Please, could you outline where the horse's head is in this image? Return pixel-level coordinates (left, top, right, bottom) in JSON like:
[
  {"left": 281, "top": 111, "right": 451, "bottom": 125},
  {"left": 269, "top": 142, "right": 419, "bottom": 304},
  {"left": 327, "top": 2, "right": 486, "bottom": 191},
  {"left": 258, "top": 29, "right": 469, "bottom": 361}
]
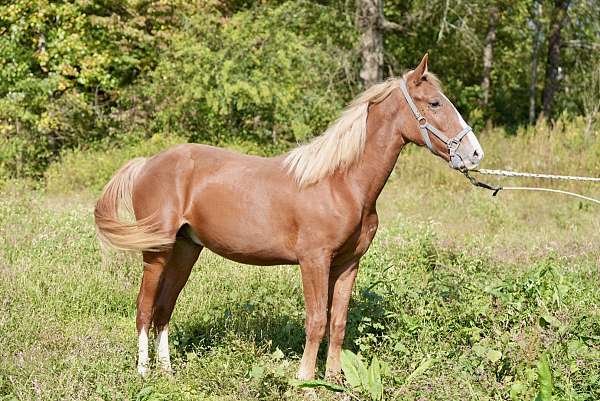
[{"left": 400, "top": 54, "right": 484, "bottom": 170}]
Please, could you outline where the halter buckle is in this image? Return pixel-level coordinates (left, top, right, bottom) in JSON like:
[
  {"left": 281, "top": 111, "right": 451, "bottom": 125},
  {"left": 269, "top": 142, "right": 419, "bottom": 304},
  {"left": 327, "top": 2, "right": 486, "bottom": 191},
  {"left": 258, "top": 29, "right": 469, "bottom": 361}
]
[
  {"left": 418, "top": 117, "right": 427, "bottom": 128},
  {"left": 448, "top": 136, "right": 461, "bottom": 149},
  {"left": 448, "top": 138, "right": 461, "bottom": 157}
]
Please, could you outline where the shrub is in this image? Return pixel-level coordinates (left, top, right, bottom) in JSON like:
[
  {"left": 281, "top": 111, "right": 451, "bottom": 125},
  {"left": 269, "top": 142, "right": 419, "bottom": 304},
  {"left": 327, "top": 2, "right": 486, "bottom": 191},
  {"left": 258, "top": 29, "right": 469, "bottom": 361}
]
[
  {"left": 45, "top": 134, "right": 186, "bottom": 194},
  {"left": 0, "top": 1, "right": 186, "bottom": 178},
  {"left": 134, "top": 1, "right": 356, "bottom": 145}
]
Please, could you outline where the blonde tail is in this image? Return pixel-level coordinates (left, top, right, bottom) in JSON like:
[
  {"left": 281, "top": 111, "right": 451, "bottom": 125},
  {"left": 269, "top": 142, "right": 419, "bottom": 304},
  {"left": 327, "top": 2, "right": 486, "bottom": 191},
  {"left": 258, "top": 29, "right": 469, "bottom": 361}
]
[{"left": 94, "top": 158, "right": 174, "bottom": 253}]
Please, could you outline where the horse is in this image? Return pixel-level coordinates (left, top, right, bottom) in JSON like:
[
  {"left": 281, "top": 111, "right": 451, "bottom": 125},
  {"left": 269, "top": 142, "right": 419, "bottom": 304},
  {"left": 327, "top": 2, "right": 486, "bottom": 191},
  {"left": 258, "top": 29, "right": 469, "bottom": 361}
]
[{"left": 94, "top": 54, "right": 484, "bottom": 379}]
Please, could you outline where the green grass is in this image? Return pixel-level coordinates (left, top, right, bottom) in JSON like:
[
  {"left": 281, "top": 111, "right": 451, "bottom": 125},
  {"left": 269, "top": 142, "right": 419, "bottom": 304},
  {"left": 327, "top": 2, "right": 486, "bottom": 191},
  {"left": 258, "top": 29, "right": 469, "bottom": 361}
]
[{"left": 1, "top": 120, "right": 600, "bottom": 400}]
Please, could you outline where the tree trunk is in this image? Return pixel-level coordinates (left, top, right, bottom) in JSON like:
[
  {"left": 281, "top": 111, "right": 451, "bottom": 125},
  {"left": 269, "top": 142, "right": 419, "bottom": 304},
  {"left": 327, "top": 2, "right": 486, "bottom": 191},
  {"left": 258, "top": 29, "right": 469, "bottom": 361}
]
[
  {"left": 529, "top": 0, "right": 543, "bottom": 124},
  {"left": 356, "top": 0, "right": 403, "bottom": 88},
  {"left": 481, "top": 6, "right": 499, "bottom": 106},
  {"left": 542, "top": 0, "right": 571, "bottom": 118},
  {"left": 357, "top": 0, "right": 384, "bottom": 88}
]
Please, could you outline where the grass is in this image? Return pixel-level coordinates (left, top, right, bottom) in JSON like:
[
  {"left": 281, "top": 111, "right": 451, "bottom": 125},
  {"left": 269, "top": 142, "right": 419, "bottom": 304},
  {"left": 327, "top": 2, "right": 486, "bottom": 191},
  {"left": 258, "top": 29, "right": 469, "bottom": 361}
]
[{"left": 1, "top": 119, "right": 600, "bottom": 400}]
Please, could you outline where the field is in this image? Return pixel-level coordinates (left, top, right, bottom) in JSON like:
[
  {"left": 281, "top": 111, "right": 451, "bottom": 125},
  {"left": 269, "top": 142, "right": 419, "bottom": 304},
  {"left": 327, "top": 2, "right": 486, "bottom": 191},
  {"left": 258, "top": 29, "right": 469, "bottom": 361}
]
[{"left": 1, "top": 122, "right": 600, "bottom": 400}]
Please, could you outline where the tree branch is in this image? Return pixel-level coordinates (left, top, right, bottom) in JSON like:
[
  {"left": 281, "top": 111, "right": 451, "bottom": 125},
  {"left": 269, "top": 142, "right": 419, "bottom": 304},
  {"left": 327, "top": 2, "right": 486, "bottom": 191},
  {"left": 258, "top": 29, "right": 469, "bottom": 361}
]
[
  {"left": 381, "top": 18, "right": 404, "bottom": 32},
  {"left": 567, "top": 40, "right": 600, "bottom": 50}
]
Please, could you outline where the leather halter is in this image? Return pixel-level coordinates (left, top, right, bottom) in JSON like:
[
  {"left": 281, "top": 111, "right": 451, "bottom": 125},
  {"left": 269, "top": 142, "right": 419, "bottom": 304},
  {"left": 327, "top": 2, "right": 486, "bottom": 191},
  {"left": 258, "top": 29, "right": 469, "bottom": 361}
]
[{"left": 399, "top": 79, "right": 472, "bottom": 169}]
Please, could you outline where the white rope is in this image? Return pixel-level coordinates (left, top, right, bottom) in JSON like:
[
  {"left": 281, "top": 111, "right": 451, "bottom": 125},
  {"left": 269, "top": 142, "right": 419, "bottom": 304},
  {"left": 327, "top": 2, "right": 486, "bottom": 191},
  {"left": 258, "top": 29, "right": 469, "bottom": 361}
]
[
  {"left": 500, "top": 186, "right": 600, "bottom": 205},
  {"left": 465, "top": 169, "right": 600, "bottom": 205},
  {"left": 475, "top": 168, "right": 600, "bottom": 182}
]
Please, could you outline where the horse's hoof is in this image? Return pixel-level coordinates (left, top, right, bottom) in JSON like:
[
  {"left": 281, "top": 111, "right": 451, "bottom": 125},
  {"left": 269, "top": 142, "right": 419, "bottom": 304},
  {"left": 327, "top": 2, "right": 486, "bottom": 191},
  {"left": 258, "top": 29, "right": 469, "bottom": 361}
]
[
  {"left": 324, "top": 371, "right": 344, "bottom": 385},
  {"left": 159, "top": 366, "right": 173, "bottom": 375},
  {"left": 137, "top": 365, "right": 149, "bottom": 377},
  {"left": 157, "top": 359, "right": 172, "bottom": 374},
  {"left": 302, "top": 388, "right": 318, "bottom": 400}
]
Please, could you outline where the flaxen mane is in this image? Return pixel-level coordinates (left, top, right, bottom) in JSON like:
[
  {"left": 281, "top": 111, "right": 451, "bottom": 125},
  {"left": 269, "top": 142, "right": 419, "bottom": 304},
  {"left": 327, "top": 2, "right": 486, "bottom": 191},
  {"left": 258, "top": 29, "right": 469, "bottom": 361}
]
[{"left": 283, "top": 73, "right": 440, "bottom": 187}]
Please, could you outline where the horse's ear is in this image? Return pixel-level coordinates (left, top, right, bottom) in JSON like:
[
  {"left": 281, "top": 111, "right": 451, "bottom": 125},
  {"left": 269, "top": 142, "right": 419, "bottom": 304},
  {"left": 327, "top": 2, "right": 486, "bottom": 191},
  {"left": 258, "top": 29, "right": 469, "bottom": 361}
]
[{"left": 412, "top": 53, "right": 428, "bottom": 84}]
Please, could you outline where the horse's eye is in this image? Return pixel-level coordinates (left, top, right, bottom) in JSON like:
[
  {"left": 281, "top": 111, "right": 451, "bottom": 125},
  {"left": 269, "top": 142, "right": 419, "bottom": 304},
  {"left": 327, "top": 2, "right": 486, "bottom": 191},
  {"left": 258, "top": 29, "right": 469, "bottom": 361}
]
[{"left": 429, "top": 100, "right": 441, "bottom": 108}]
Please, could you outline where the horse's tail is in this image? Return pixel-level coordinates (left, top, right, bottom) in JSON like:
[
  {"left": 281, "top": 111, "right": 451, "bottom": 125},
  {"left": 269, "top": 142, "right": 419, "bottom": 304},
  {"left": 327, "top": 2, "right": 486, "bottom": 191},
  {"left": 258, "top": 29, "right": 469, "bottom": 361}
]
[{"left": 94, "top": 157, "right": 173, "bottom": 253}]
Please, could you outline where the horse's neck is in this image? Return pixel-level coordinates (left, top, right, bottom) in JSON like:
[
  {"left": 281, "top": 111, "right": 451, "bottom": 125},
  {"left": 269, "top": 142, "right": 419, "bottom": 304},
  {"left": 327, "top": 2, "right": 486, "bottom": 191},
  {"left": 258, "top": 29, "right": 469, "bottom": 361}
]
[{"left": 346, "top": 98, "right": 407, "bottom": 211}]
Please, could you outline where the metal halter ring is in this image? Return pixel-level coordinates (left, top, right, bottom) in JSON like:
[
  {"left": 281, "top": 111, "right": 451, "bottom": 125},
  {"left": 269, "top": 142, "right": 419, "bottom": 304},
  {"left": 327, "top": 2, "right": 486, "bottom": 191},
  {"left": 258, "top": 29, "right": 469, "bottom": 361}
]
[{"left": 448, "top": 138, "right": 460, "bottom": 150}]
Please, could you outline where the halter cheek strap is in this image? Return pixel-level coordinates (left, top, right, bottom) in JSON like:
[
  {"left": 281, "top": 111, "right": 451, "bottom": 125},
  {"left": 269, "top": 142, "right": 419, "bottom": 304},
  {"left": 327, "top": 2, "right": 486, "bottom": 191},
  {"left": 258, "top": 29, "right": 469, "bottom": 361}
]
[{"left": 399, "top": 79, "right": 472, "bottom": 167}]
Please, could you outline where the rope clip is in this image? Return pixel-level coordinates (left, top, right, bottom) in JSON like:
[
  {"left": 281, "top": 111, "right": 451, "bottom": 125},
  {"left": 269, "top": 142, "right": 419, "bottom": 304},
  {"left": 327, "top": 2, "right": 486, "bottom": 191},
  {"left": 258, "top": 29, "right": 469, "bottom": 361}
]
[{"left": 462, "top": 170, "right": 503, "bottom": 196}]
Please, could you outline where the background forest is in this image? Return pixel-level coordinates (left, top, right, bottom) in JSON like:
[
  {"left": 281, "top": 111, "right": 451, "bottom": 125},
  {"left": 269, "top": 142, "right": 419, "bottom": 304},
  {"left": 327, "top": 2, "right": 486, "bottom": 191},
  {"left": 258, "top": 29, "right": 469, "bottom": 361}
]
[{"left": 1, "top": 0, "right": 599, "bottom": 181}]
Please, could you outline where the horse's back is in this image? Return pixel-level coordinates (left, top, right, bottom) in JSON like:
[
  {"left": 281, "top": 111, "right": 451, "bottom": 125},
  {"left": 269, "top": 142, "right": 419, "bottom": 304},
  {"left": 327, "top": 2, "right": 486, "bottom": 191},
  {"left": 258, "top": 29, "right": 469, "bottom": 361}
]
[{"left": 131, "top": 143, "right": 299, "bottom": 264}]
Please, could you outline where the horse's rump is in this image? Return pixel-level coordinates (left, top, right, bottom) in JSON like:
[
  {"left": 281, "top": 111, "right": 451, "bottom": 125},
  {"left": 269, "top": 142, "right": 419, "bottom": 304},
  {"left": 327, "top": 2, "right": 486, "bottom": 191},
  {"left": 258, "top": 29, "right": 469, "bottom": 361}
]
[{"left": 94, "top": 157, "right": 174, "bottom": 253}]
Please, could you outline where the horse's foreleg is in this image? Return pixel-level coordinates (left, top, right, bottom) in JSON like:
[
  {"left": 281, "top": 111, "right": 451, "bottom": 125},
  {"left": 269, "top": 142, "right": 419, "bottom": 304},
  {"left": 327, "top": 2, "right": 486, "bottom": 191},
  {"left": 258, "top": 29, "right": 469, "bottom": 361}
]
[
  {"left": 152, "top": 238, "right": 202, "bottom": 372},
  {"left": 137, "top": 250, "right": 172, "bottom": 376},
  {"left": 325, "top": 260, "right": 359, "bottom": 379},
  {"left": 298, "top": 254, "right": 332, "bottom": 380}
]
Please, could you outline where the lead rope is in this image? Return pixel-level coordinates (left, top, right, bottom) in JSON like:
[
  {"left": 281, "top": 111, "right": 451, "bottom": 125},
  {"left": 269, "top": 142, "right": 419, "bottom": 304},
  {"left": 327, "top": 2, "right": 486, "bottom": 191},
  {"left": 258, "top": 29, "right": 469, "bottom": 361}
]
[
  {"left": 476, "top": 169, "right": 600, "bottom": 182},
  {"left": 462, "top": 169, "right": 600, "bottom": 205}
]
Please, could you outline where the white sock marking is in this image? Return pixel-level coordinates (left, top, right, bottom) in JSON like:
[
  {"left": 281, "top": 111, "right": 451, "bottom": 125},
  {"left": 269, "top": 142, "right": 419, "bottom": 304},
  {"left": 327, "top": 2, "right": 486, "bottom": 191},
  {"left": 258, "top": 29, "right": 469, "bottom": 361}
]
[
  {"left": 137, "top": 328, "right": 149, "bottom": 376},
  {"left": 156, "top": 325, "right": 171, "bottom": 372}
]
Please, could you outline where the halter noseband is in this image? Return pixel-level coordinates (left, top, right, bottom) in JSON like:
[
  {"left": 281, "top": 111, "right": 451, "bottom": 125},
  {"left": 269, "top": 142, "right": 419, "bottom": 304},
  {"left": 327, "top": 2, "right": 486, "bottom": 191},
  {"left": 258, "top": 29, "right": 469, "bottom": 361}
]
[{"left": 399, "top": 79, "right": 472, "bottom": 169}]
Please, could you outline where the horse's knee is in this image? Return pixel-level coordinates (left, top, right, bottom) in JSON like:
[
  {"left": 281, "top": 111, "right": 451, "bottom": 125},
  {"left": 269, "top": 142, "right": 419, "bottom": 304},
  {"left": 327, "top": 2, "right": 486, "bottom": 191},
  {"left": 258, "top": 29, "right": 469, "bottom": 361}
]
[
  {"left": 329, "top": 317, "right": 347, "bottom": 343},
  {"left": 306, "top": 313, "right": 327, "bottom": 342}
]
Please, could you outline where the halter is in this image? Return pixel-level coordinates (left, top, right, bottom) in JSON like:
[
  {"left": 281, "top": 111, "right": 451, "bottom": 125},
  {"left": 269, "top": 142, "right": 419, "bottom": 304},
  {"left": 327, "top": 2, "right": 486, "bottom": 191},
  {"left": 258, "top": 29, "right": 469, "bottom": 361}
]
[{"left": 399, "top": 79, "right": 472, "bottom": 169}]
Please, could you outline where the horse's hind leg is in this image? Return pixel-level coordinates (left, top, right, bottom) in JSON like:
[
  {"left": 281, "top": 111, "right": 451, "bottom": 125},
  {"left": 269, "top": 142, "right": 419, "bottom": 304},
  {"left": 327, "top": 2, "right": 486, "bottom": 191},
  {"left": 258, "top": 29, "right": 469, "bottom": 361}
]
[
  {"left": 137, "top": 249, "right": 172, "bottom": 376},
  {"left": 152, "top": 237, "right": 202, "bottom": 372}
]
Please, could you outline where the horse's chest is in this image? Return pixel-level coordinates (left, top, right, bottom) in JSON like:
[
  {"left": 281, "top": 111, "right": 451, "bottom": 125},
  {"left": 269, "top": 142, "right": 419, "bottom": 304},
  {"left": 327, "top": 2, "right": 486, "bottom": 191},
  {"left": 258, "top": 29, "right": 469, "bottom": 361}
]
[
  {"left": 338, "top": 213, "right": 379, "bottom": 263},
  {"left": 355, "top": 215, "right": 379, "bottom": 255}
]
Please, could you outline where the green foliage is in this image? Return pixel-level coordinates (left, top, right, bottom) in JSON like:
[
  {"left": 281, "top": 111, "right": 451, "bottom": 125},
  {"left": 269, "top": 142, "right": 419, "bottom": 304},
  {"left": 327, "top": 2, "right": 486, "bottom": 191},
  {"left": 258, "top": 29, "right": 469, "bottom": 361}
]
[
  {"left": 137, "top": 1, "right": 354, "bottom": 145},
  {"left": 292, "top": 379, "right": 347, "bottom": 393},
  {"left": 402, "top": 357, "right": 435, "bottom": 388},
  {"left": 0, "top": 0, "right": 177, "bottom": 177},
  {"left": 384, "top": 0, "right": 600, "bottom": 127},
  {"left": 535, "top": 355, "right": 554, "bottom": 401},
  {"left": 0, "top": 0, "right": 355, "bottom": 179},
  {"left": 341, "top": 349, "right": 368, "bottom": 389},
  {"left": 340, "top": 350, "right": 384, "bottom": 400}
]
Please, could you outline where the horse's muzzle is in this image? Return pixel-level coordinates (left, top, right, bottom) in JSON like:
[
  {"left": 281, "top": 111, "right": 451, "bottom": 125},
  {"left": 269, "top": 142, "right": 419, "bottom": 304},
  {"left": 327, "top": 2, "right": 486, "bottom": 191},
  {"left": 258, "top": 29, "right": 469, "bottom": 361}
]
[{"left": 449, "top": 142, "right": 484, "bottom": 171}]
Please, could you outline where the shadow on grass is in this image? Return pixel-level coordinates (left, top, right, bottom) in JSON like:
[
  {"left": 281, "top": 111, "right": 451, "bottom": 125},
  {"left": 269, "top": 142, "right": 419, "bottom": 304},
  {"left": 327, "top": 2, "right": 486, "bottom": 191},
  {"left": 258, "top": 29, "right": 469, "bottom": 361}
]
[
  {"left": 170, "top": 287, "right": 389, "bottom": 361},
  {"left": 171, "top": 309, "right": 306, "bottom": 358}
]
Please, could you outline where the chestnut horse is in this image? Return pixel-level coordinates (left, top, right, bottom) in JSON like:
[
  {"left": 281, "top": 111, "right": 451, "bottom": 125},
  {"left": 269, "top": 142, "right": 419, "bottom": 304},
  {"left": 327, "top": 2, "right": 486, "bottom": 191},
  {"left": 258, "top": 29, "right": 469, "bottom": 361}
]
[{"left": 94, "top": 55, "right": 484, "bottom": 379}]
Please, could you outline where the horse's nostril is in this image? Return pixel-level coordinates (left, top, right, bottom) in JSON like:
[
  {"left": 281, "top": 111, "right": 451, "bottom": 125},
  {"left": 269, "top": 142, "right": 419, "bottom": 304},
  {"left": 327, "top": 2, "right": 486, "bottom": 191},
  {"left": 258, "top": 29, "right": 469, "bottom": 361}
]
[{"left": 473, "top": 149, "right": 482, "bottom": 160}]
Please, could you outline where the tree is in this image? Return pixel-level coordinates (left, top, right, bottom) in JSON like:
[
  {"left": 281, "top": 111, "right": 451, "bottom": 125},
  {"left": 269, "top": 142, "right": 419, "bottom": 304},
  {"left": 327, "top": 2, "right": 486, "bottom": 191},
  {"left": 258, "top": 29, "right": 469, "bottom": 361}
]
[
  {"left": 356, "top": 0, "right": 403, "bottom": 88},
  {"left": 481, "top": 5, "right": 499, "bottom": 107},
  {"left": 529, "top": 0, "right": 543, "bottom": 123},
  {"left": 542, "top": 0, "right": 571, "bottom": 118}
]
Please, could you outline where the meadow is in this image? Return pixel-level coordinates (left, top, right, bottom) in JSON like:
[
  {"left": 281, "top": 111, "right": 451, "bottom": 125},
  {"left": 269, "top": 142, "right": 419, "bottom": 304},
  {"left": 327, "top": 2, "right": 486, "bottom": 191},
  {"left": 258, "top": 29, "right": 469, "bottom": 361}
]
[{"left": 1, "top": 119, "right": 599, "bottom": 401}]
